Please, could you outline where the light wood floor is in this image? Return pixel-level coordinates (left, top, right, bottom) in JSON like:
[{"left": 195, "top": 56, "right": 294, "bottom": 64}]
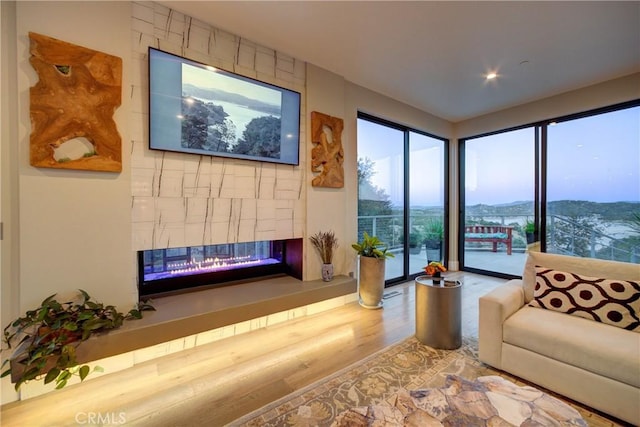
[{"left": 1, "top": 272, "right": 506, "bottom": 426}]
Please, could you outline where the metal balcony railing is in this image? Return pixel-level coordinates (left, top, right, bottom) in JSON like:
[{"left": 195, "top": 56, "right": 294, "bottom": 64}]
[{"left": 358, "top": 213, "right": 640, "bottom": 264}]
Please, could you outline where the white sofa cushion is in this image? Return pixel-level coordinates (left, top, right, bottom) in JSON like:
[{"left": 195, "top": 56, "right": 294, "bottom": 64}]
[
  {"left": 530, "top": 266, "right": 640, "bottom": 331},
  {"left": 503, "top": 306, "right": 640, "bottom": 388},
  {"left": 522, "top": 252, "right": 640, "bottom": 303}
]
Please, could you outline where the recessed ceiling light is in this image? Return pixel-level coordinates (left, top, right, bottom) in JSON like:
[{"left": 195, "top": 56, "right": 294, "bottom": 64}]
[{"left": 486, "top": 72, "right": 498, "bottom": 81}]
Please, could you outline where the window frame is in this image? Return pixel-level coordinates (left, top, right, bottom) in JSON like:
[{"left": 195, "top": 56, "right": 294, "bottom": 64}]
[
  {"left": 357, "top": 112, "right": 450, "bottom": 285},
  {"left": 458, "top": 99, "right": 640, "bottom": 278}
]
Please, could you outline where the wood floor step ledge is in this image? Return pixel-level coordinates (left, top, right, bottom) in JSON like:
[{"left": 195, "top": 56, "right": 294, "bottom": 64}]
[{"left": 75, "top": 275, "right": 357, "bottom": 365}]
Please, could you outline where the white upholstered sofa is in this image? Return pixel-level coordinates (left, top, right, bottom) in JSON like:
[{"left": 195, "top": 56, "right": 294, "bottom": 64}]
[{"left": 479, "top": 251, "right": 640, "bottom": 425}]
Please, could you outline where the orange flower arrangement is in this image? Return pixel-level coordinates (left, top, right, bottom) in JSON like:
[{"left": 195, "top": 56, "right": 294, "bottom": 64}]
[{"left": 424, "top": 261, "right": 447, "bottom": 276}]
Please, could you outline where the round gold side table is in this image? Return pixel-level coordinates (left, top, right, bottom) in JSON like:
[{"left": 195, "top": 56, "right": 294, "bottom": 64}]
[{"left": 415, "top": 275, "right": 462, "bottom": 349}]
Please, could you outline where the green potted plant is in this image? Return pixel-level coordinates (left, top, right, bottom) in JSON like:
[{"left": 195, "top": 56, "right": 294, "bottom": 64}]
[
  {"left": 524, "top": 219, "right": 536, "bottom": 244},
  {"left": 352, "top": 232, "right": 394, "bottom": 309},
  {"left": 1, "top": 290, "right": 154, "bottom": 391},
  {"left": 408, "top": 230, "right": 423, "bottom": 254},
  {"left": 424, "top": 218, "right": 444, "bottom": 262},
  {"left": 309, "top": 230, "right": 339, "bottom": 281}
]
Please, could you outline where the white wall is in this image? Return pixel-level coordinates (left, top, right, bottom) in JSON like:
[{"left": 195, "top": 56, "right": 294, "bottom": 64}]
[
  {"left": 455, "top": 73, "right": 640, "bottom": 138},
  {"left": 13, "top": 2, "right": 134, "bottom": 311},
  {"left": 1, "top": 0, "right": 19, "bottom": 328},
  {"left": 1, "top": 0, "right": 18, "bottom": 405},
  {"left": 1, "top": 0, "right": 134, "bottom": 404},
  {"left": 305, "top": 65, "right": 348, "bottom": 279}
]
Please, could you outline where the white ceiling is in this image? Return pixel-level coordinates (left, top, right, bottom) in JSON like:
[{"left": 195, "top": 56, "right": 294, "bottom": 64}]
[{"left": 159, "top": 1, "right": 640, "bottom": 122}]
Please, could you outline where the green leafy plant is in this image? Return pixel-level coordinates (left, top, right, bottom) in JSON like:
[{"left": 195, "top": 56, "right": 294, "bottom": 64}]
[
  {"left": 1, "top": 290, "right": 155, "bottom": 391},
  {"left": 352, "top": 232, "right": 395, "bottom": 259},
  {"left": 424, "top": 217, "right": 444, "bottom": 241},
  {"left": 400, "top": 230, "right": 423, "bottom": 246},
  {"left": 408, "top": 231, "right": 423, "bottom": 247},
  {"left": 309, "top": 230, "right": 339, "bottom": 264},
  {"left": 524, "top": 219, "right": 535, "bottom": 234}
]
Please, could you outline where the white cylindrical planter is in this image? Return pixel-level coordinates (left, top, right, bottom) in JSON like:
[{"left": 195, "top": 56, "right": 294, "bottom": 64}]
[
  {"left": 358, "top": 256, "right": 385, "bottom": 309},
  {"left": 415, "top": 275, "right": 462, "bottom": 349}
]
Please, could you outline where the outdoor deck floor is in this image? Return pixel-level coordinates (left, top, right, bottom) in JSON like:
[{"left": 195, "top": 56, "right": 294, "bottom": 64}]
[{"left": 386, "top": 247, "right": 527, "bottom": 279}]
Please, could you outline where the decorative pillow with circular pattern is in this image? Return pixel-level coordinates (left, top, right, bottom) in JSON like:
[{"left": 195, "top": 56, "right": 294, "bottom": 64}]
[{"left": 529, "top": 266, "right": 640, "bottom": 332}]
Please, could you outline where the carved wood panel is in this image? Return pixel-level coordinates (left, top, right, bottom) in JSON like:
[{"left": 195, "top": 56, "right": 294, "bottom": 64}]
[
  {"left": 310, "top": 111, "right": 344, "bottom": 188},
  {"left": 29, "top": 32, "right": 122, "bottom": 172}
]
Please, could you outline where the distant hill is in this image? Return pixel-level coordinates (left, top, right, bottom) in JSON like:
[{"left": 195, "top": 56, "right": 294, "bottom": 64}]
[
  {"left": 548, "top": 200, "right": 639, "bottom": 221},
  {"left": 466, "top": 201, "right": 533, "bottom": 216},
  {"left": 465, "top": 200, "right": 639, "bottom": 221},
  {"left": 183, "top": 83, "right": 280, "bottom": 116}
]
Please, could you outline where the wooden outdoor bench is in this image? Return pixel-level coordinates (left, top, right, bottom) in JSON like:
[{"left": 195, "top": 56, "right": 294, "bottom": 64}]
[{"left": 464, "top": 225, "right": 513, "bottom": 255}]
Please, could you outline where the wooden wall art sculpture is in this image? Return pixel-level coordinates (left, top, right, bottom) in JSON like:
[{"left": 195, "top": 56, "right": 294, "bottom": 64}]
[
  {"left": 29, "top": 32, "right": 123, "bottom": 172},
  {"left": 310, "top": 111, "right": 344, "bottom": 188}
]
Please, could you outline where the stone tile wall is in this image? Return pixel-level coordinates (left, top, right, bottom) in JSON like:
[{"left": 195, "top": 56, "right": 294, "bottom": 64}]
[{"left": 130, "top": 2, "right": 306, "bottom": 252}]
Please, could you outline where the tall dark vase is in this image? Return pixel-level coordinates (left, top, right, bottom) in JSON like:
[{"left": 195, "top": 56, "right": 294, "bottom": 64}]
[
  {"left": 424, "top": 239, "right": 442, "bottom": 263},
  {"left": 432, "top": 271, "right": 442, "bottom": 285}
]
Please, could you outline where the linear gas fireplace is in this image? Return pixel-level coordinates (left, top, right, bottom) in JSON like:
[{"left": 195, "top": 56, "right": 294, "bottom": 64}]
[{"left": 138, "top": 239, "right": 302, "bottom": 298}]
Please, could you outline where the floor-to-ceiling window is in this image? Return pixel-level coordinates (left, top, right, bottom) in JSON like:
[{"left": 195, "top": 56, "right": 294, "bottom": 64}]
[
  {"left": 461, "top": 127, "right": 536, "bottom": 277},
  {"left": 460, "top": 101, "right": 639, "bottom": 277},
  {"left": 409, "top": 131, "right": 446, "bottom": 273},
  {"left": 545, "top": 104, "right": 640, "bottom": 262},
  {"left": 356, "top": 116, "right": 405, "bottom": 283},
  {"left": 357, "top": 113, "right": 447, "bottom": 284}
]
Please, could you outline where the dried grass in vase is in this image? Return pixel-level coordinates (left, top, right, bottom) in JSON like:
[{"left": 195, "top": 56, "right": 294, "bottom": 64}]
[{"left": 309, "top": 230, "right": 339, "bottom": 264}]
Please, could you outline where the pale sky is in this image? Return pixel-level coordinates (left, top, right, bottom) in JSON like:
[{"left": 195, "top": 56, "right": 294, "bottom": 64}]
[{"left": 358, "top": 105, "right": 639, "bottom": 207}]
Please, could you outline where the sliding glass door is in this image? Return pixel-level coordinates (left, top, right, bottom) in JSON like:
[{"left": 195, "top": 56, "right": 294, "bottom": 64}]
[
  {"left": 546, "top": 105, "right": 640, "bottom": 262},
  {"left": 461, "top": 128, "right": 536, "bottom": 276},
  {"left": 356, "top": 117, "right": 404, "bottom": 282},
  {"left": 461, "top": 101, "right": 639, "bottom": 277},
  {"left": 409, "top": 131, "right": 446, "bottom": 273},
  {"left": 357, "top": 113, "right": 447, "bottom": 284}
]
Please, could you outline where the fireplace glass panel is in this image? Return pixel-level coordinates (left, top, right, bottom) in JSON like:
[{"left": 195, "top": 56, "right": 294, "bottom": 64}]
[{"left": 138, "top": 240, "right": 287, "bottom": 297}]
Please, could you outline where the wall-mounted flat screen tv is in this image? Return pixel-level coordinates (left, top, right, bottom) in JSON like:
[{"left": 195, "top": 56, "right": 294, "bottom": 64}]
[{"left": 148, "top": 48, "right": 300, "bottom": 165}]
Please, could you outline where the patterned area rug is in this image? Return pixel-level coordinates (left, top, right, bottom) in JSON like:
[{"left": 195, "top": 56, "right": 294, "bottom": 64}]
[
  {"left": 230, "top": 336, "right": 623, "bottom": 427},
  {"left": 331, "top": 375, "right": 587, "bottom": 426}
]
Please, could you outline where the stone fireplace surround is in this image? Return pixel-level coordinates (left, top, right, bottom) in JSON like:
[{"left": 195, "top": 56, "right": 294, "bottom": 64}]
[{"left": 130, "top": 3, "right": 308, "bottom": 255}]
